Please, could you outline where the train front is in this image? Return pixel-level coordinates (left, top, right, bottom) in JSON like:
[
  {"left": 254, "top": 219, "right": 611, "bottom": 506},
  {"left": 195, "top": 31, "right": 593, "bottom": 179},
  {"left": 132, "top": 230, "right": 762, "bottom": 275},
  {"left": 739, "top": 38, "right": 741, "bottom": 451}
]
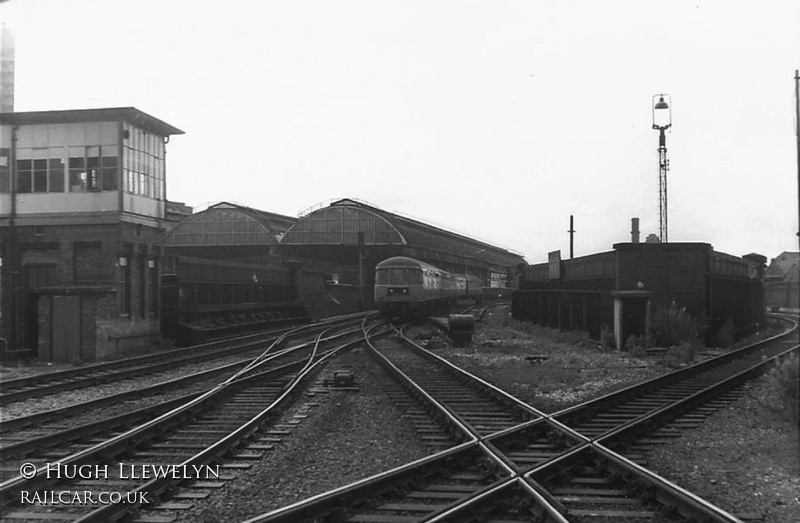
[{"left": 374, "top": 257, "right": 425, "bottom": 317}]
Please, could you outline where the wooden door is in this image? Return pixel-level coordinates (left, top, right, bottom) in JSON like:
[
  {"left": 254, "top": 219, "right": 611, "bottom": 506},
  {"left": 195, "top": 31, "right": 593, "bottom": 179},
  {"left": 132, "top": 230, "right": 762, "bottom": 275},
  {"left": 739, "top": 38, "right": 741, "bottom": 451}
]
[{"left": 52, "top": 296, "right": 80, "bottom": 362}]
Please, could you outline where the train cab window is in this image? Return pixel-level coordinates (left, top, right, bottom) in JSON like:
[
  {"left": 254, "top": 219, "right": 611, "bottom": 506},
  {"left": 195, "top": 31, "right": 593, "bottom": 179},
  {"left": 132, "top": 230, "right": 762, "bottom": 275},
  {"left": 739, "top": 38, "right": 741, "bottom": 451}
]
[
  {"left": 376, "top": 269, "right": 390, "bottom": 285},
  {"left": 390, "top": 268, "right": 406, "bottom": 284},
  {"left": 378, "top": 267, "right": 423, "bottom": 285}
]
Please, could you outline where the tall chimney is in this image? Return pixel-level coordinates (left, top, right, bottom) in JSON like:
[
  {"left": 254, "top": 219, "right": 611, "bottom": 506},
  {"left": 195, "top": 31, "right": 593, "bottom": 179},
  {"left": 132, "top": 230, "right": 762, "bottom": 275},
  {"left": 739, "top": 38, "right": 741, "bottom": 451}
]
[
  {"left": 631, "top": 217, "right": 640, "bottom": 243},
  {"left": 0, "top": 24, "right": 15, "bottom": 113}
]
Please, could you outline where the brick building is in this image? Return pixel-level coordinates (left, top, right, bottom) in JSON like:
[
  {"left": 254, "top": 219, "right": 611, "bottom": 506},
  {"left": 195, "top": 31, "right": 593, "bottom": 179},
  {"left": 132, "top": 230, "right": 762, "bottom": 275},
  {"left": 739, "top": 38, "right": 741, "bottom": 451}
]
[
  {"left": 0, "top": 107, "right": 183, "bottom": 361},
  {"left": 513, "top": 242, "right": 766, "bottom": 350},
  {"left": 764, "top": 251, "right": 799, "bottom": 311}
]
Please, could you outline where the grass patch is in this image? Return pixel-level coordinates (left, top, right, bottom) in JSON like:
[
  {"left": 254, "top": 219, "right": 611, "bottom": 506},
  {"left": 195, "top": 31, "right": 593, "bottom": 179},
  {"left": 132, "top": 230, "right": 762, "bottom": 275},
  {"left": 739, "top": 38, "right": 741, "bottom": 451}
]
[
  {"left": 757, "top": 352, "right": 799, "bottom": 424},
  {"left": 499, "top": 315, "right": 593, "bottom": 348}
]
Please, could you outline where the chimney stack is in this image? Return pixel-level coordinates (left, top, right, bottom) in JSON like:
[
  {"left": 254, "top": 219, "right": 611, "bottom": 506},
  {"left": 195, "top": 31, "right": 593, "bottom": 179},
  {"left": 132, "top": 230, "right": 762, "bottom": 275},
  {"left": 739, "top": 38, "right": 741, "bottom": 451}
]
[
  {"left": 0, "top": 24, "right": 15, "bottom": 113},
  {"left": 631, "top": 218, "right": 640, "bottom": 243}
]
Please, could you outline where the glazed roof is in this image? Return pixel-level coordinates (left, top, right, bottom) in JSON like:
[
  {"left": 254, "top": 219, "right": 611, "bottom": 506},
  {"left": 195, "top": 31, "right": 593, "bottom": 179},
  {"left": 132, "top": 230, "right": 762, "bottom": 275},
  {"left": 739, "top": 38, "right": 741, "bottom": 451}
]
[
  {"left": 164, "top": 201, "right": 297, "bottom": 247},
  {"left": 284, "top": 198, "right": 526, "bottom": 266},
  {"left": 765, "top": 251, "right": 799, "bottom": 281}
]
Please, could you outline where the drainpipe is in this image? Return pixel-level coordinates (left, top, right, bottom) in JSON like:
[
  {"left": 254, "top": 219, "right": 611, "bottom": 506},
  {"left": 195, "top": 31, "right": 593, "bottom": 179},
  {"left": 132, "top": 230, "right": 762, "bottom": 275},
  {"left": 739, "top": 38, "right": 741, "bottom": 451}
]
[
  {"left": 163, "top": 135, "right": 169, "bottom": 221},
  {"left": 8, "top": 124, "right": 19, "bottom": 354}
]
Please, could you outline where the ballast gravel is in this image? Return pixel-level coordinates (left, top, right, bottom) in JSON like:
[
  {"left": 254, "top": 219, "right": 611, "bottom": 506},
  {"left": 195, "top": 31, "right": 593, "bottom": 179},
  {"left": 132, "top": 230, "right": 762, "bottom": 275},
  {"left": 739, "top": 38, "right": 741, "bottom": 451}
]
[
  {"left": 2, "top": 310, "right": 796, "bottom": 522},
  {"left": 165, "top": 348, "right": 430, "bottom": 523},
  {"left": 0, "top": 353, "right": 260, "bottom": 421},
  {"left": 644, "top": 379, "right": 800, "bottom": 523}
]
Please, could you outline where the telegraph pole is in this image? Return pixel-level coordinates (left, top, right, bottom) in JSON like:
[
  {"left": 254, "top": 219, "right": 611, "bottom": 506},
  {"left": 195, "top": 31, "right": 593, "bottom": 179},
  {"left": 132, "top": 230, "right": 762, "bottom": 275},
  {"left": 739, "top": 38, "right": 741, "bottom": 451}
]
[
  {"left": 795, "top": 70, "right": 799, "bottom": 249},
  {"left": 568, "top": 215, "right": 575, "bottom": 259}
]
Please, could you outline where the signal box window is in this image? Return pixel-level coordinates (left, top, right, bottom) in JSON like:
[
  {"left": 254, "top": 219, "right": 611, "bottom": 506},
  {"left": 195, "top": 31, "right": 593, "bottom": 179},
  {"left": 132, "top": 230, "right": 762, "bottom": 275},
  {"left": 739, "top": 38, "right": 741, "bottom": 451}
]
[
  {"left": 49, "top": 157, "right": 65, "bottom": 191},
  {"left": 69, "top": 146, "right": 117, "bottom": 192},
  {"left": 102, "top": 155, "right": 118, "bottom": 190},
  {"left": 16, "top": 159, "right": 32, "bottom": 192},
  {"left": 33, "top": 159, "right": 48, "bottom": 192}
]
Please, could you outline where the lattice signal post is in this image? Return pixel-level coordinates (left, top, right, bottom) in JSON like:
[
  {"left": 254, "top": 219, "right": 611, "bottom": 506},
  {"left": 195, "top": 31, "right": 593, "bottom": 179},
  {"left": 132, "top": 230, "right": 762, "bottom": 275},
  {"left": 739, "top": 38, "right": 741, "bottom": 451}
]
[{"left": 652, "top": 94, "right": 672, "bottom": 243}]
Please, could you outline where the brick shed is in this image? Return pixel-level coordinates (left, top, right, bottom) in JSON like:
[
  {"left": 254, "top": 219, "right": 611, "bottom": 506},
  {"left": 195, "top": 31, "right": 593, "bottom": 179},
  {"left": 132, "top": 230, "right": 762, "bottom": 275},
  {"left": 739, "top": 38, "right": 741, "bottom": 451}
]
[{"left": 512, "top": 242, "right": 765, "bottom": 350}]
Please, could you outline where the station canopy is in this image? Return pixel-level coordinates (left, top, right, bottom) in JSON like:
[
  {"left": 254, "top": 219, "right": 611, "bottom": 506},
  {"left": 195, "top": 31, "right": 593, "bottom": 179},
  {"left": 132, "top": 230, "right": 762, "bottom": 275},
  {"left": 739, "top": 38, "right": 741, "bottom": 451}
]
[{"left": 281, "top": 199, "right": 525, "bottom": 267}]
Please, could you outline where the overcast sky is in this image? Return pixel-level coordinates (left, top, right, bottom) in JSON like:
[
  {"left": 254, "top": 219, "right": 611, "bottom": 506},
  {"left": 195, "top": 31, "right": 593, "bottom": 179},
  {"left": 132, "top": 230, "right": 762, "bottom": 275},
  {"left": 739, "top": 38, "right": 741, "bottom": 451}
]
[{"left": 3, "top": 0, "right": 799, "bottom": 262}]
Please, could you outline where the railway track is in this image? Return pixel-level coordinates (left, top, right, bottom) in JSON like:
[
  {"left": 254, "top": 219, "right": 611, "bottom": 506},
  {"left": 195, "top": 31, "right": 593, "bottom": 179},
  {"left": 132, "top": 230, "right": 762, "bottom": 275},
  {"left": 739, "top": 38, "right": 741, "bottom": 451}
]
[
  {"left": 0, "top": 317, "right": 374, "bottom": 471},
  {"left": 247, "top": 316, "right": 798, "bottom": 522},
  {"left": 0, "top": 314, "right": 371, "bottom": 434},
  {"left": 2, "top": 314, "right": 794, "bottom": 521},
  {"left": 0, "top": 316, "right": 379, "bottom": 405},
  {"left": 0, "top": 315, "right": 388, "bottom": 522},
  {"left": 552, "top": 316, "right": 799, "bottom": 438},
  {"left": 373, "top": 333, "right": 539, "bottom": 435}
]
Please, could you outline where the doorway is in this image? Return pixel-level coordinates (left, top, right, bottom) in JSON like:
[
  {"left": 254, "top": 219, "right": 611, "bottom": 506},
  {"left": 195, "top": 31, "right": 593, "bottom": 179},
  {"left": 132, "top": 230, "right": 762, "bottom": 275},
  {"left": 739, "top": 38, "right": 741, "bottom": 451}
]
[{"left": 52, "top": 296, "right": 80, "bottom": 362}]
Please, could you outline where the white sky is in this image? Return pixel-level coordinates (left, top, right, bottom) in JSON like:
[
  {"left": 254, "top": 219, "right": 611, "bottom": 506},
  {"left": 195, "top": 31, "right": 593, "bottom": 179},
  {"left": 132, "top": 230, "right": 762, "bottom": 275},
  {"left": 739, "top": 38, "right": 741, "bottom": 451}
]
[{"left": 3, "top": 0, "right": 799, "bottom": 262}]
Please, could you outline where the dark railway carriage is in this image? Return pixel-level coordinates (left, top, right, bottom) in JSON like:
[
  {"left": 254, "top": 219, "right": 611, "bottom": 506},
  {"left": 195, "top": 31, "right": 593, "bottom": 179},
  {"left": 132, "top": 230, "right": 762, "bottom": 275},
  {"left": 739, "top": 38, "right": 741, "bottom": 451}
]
[
  {"left": 374, "top": 256, "right": 482, "bottom": 317},
  {"left": 160, "top": 256, "right": 306, "bottom": 345}
]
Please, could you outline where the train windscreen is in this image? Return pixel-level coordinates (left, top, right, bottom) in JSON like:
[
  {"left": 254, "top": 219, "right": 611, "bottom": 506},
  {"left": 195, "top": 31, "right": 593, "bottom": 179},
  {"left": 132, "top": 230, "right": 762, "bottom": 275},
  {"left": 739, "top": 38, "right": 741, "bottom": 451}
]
[
  {"left": 376, "top": 268, "right": 422, "bottom": 285},
  {"left": 376, "top": 269, "right": 390, "bottom": 285}
]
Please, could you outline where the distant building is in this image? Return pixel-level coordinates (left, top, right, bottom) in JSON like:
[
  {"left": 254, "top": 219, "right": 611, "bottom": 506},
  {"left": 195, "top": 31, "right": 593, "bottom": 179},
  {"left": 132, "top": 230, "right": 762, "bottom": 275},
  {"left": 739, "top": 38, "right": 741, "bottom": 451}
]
[
  {"left": 164, "top": 201, "right": 297, "bottom": 260},
  {"left": 164, "top": 198, "right": 527, "bottom": 319},
  {"left": 514, "top": 242, "right": 766, "bottom": 350},
  {"left": 764, "top": 252, "right": 799, "bottom": 311},
  {"left": 280, "top": 198, "right": 526, "bottom": 317},
  {"left": 165, "top": 200, "right": 193, "bottom": 228},
  {"left": 0, "top": 107, "right": 183, "bottom": 361}
]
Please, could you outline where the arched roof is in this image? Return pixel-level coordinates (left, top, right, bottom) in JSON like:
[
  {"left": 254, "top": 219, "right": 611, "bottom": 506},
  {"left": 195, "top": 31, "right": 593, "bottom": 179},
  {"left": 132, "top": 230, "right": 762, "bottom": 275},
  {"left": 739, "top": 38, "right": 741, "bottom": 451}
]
[
  {"left": 282, "top": 199, "right": 526, "bottom": 266},
  {"left": 165, "top": 202, "right": 297, "bottom": 247},
  {"left": 282, "top": 200, "right": 406, "bottom": 246}
]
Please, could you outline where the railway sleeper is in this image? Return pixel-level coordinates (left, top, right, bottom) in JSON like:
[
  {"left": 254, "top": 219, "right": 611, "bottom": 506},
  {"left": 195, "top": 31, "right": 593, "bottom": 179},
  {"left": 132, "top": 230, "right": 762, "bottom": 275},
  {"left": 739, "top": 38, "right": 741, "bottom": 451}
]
[
  {"left": 149, "top": 502, "right": 194, "bottom": 511},
  {"left": 567, "top": 508, "right": 658, "bottom": 518},
  {"left": 375, "top": 502, "right": 441, "bottom": 511},
  {"left": 558, "top": 495, "right": 642, "bottom": 504},
  {"left": 347, "top": 515, "right": 428, "bottom": 522},
  {"left": 150, "top": 442, "right": 213, "bottom": 449},
  {"left": 227, "top": 451, "right": 265, "bottom": 459},
  {"left": 406, "top": 490, "right": 470, "bottom": 500},
  {"left": 243, "top": 443, "right": 276, "bottom": 451},
  {"left": 171, "top": 491, "right": 210, "bottom": 499}
]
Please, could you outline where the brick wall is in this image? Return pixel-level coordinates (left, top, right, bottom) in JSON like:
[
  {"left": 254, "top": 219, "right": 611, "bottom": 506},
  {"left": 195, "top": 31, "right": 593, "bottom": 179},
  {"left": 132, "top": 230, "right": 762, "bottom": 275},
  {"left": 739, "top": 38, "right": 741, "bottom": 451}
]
[
  {"left": 615, "top": 243, "right": 711, "bottom": 316},
  {"left": 74, "top": 242, "right": 107, "bottom": 282},
  {"left": 3, "top": 221, "right": 164, "bottom": 361}
]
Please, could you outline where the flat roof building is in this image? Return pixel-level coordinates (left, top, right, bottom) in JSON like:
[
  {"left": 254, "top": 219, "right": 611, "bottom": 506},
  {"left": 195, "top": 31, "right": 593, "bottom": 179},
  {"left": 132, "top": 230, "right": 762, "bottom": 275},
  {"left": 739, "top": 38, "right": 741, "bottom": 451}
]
[
  {"left": 513, "top": 242, "right": 765, "bottom": 350},
  {"left": 0, "top": 107, "right": 183, "bottom": 361}
]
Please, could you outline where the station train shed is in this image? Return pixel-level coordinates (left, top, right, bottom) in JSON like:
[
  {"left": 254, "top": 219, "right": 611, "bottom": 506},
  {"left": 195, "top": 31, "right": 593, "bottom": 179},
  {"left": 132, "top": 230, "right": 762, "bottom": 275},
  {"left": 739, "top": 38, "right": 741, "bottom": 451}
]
[
  {"left": 280, "top": 198, "right": 524, "bottom": 286},
  {"left": 512, "top": 242, "right": 766, "bottom": 350},
  {"left": 165, "top": 199, "right": 526, "bottom": 318},
  {"left": 164, "top": 201, "right": 297, "bottom": 261}
]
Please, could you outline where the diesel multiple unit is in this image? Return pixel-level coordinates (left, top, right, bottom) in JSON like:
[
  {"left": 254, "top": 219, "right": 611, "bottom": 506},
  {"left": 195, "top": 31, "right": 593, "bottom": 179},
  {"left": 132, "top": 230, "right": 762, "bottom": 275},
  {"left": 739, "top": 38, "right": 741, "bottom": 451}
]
[{"left": 374, "top": 256, "right": 482, "bottom": 317}]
